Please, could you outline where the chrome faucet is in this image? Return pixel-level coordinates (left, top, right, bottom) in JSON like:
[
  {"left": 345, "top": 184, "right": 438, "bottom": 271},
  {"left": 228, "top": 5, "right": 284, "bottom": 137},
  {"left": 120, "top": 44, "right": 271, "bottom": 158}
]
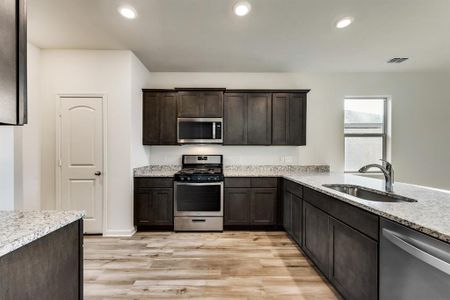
[{"left": 358, "top": 159, "right": 394, "bottom": 192}]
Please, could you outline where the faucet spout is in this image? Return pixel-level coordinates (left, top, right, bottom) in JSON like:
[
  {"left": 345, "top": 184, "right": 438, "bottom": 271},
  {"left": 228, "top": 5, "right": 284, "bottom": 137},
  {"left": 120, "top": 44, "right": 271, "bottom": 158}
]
[{"left": 358, "top": 161, "right": 394, "bottom": 193}]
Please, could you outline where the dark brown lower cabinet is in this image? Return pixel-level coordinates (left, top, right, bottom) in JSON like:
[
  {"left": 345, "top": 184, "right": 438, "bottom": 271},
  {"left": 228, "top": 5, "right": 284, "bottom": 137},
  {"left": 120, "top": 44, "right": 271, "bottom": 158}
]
[
  {"left": 224, "top": 183, "right": 277, "bottom": 227},
  {"left": 224, "top": 188, "right": 251, "bottom": 225},
  {"left": 283, "top": 188, "right": 292, "bottom": 234},
  {"left": 0, "top": 220, "right": 83, "bottom": 299},
  {"left": 250, "top": 188, "right": 277, "bottom": 225},
  {"left": 291, "top": 194, "right": 302, "bottom": 245},
  {"left": 134, "top": 188, "right": 173, "bottom": 226},
  {"left": 303, "top": 201, "right": 330, "bottom": 273},
  {"left": 329, "top": 217, "right": 378, "bottom": 300}
]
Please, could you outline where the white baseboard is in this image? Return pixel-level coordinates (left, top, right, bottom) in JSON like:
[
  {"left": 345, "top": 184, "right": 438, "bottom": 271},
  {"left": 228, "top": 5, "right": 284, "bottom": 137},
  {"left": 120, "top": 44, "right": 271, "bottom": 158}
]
[{"left": 103, "top": 227, "right": 136, "bottom": 237}]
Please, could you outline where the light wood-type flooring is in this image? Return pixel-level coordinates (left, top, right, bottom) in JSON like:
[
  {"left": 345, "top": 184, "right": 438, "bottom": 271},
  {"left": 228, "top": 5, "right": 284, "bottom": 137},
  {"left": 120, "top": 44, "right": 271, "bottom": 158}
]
[{"left": 84, "top": 231, "right": 340, "bottom": 299}]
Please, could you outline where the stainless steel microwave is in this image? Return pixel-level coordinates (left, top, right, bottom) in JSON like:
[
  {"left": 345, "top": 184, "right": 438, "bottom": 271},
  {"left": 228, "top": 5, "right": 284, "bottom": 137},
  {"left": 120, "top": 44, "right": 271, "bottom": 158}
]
[{"left": 177, "top": 118, "right": 223, "bottom": 144}]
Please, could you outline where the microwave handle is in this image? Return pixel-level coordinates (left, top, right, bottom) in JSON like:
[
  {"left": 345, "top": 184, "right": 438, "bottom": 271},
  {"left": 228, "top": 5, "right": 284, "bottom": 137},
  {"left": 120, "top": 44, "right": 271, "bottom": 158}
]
[{"left": 212, "top": 122, "right": 216, "bottom": 139}]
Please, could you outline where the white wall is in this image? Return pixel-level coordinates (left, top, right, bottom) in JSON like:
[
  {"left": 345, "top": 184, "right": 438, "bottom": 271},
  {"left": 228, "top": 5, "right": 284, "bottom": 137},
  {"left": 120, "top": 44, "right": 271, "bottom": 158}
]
[
  {"left": 130, "top": 53, "right": 151, "bottom": 168},
  {"left": 146, "top": 72, "right": 450, "bottom": 190},
  {"left": 40, "top": 49, "right": 136, "bottom": 235},
  {"left": 13, "top": 43, "right": 43, "bottom": 210},
  {"left": 0, "top": 127, "right": 15, "bottom": 210}
]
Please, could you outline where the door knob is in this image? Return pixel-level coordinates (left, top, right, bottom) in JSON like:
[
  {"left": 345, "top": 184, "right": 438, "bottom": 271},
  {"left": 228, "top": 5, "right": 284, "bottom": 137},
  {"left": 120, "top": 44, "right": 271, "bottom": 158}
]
[{"left": 95, "top": 171, "right": 102, "bottom": 176}]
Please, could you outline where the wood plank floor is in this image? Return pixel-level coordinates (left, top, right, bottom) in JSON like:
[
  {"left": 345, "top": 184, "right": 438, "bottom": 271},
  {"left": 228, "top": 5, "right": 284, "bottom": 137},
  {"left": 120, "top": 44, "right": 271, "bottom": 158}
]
[{"left": 84, "top": 231, "right": 340, "bottom": 299}]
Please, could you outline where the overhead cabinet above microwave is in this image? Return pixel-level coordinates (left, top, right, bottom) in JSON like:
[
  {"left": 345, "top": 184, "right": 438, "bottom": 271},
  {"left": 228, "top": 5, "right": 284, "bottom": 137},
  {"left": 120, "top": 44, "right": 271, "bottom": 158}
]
[
  {"left": 142, "top": 88, "right": 309, "bottom": 146},
  {"left": 0, "top": 0, "right": 27, "bottom": 125}
]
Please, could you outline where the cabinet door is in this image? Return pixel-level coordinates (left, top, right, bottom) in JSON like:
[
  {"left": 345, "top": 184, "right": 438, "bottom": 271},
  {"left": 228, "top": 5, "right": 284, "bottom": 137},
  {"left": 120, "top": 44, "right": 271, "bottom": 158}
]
[
  {"left": 151, "top": 188, "right": 174, "bottom": 225},
  {"left": 247, "top": 93, "right": 272, "bottom": 145},
  {"left": 143, "top": 93, "right": 160, "bottom": 145},
  {"left": 283, "top": 189, "right": 292, "bottom": 234},
  {"left": 159, "top": 93, "right": 177, "bottom": 144},
  {"left": 272, "top": 93, "right": 307, "bottom": 145},
  {"left": 224, "top": 188, "right": 251, "bottom": 225},
  {"left": 288, "top": 93, "right": 307, "bottom": 145},
  {"left": 134, "top": 191, "right": 152, "bottom": 225},
  {"left": 291, "top": 194, "right": 302, "bottom": 245},
  {"left": 177, "top": 92, "right": 203, "bottom": 117},
  {"left": 272, "top": 93, "right": 289, "bottom": 145},
  {"left": 224, "top": 93, "right": 247, "bottom": 144},
  {"left": 203, "top": 92, "right": 223, "bottom": 117},
  {"left": 251, "top": 188, "right": 277, "bottom": 225},
  {"left": 303, "top": 201, "right": 330, "bottom": 275},
  {"left": 329, "top": 218, "right": 378, "bottom": 300}
]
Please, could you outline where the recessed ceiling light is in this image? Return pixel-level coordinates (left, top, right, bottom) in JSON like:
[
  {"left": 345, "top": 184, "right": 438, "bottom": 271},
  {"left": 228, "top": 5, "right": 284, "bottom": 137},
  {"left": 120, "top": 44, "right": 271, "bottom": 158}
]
[
  {"left": 233, "top": 1, "right": 251, "bottom": 16},
  {"left": 118, "top": 6, "right": 137, "bottom": 19},
  {"left": 336, "top": 17, "right": 353, "bottom": 29}
]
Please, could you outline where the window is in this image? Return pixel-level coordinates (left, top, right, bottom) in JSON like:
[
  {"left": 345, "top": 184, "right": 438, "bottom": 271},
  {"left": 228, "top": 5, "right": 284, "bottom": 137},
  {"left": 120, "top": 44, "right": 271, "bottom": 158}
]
[{"left": 344, "top": 98, "right": 388, "bottom": 172}]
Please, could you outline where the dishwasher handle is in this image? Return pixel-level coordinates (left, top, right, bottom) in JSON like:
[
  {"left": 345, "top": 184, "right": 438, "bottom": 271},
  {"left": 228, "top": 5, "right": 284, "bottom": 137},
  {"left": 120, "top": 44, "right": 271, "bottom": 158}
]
[{"left": 382, "top": 228, "right": 450, "bottom": 275}]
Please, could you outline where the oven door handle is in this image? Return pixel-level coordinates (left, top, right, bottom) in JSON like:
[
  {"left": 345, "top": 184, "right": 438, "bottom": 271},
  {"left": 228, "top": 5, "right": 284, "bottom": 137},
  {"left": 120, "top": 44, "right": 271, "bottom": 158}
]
[{"left": 175, "top": 182, "right": 223, "bottom": 186}]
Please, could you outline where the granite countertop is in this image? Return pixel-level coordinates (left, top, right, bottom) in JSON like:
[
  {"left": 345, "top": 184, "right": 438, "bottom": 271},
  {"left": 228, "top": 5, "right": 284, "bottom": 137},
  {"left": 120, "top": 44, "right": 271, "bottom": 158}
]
[
  {"left": 133, "top": 165, "right": 330, "bottom": 177},
  {"left": 284, "top": 172, "right": 450, "bottom": 243},
  {"left": 134, "top": 164, "right": 450, "bottom": 243},
  {"left": 0, "top": 210, "right": 85, "bottom": 257}
]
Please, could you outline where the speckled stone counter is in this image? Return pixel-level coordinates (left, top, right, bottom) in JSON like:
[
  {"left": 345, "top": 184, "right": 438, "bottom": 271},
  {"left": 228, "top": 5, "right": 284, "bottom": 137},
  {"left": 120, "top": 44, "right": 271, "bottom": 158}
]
[
  {"left": 133, "top": 164, "right": 330, "bottom": 177},
  {"left": 0, "top": 210, "right": 84, "bottom": 257},
  {"left": 133, "top": 165, "right": 450, "bottom": 243},
  {"left": 284, "top": 172, "right": 450, "bottom": 243}
]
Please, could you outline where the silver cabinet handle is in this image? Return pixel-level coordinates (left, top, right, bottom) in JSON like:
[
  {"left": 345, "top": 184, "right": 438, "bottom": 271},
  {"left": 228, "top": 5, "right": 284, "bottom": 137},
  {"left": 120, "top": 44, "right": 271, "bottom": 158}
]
[{"left": 382, "top": 228, "right": 450, "bottom": 275}]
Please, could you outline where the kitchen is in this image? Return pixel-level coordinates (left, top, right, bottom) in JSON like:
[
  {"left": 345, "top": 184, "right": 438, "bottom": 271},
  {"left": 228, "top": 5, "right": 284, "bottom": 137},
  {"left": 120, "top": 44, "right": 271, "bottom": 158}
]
[{"left": 1, "top": 0, "right": 450, "bottom": 299}]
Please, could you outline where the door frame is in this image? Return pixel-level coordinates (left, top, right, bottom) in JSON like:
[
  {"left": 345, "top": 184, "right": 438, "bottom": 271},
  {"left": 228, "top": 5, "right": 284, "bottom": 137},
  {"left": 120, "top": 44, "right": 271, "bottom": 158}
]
[{"left": 55, "top": 94, "right": 108, "bottom": 234}]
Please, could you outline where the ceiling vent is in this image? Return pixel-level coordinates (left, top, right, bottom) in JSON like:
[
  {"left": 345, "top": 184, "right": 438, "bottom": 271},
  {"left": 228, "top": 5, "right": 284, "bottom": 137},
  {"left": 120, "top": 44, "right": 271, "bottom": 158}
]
[{"left": 387, "top": 57, "right": 409, "bottom": 63}]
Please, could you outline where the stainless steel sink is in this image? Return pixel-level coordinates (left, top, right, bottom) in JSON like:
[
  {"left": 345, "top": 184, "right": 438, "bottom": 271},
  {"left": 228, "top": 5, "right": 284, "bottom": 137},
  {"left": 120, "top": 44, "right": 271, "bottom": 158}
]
[{"left": 322, "top": 184, "right": 418, "bottom": 203}]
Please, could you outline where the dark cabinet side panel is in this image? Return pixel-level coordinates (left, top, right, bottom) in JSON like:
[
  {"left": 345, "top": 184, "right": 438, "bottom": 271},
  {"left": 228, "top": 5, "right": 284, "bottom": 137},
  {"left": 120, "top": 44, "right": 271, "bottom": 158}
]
[
  {"left": 329, "top": 217, "right": 378, "bottom": 300},
  {"left": 142, "top": 93, "right": 160, "bottom": 145},
  {"left": 247, "top": 93, "right": 272, "bottom": 145},
  {"left": 224, "top": 188, "right": 251, "bottom": 225},
  {"left": 303, "top": 201, "right": 330, "bottom": 276},
  {"left": 223, "top": 93, "right": 247, "bottom": 144},
  {"left": 159, "top": 93, "right": 178, "bottom": 144},
  {"left": 0, "top": 221, "right": 81, "bottom": 300},
  {"left": 250, "top": 188, "right": 277, "bottom": 225}
]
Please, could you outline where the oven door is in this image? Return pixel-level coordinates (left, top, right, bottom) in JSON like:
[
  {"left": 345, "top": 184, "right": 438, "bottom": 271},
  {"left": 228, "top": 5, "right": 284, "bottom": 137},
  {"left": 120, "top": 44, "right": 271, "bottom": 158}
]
[
  {"left": 177, "top": 118, "right": 223, "bottom": 144},
  {"left": 174, "top": 182, "right": 223, "bottom": 217}
]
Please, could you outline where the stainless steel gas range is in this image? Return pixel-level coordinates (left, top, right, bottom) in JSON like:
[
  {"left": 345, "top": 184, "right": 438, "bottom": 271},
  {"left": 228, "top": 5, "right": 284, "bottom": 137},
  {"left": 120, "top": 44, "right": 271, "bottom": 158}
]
[{"left": 173, "top": 155, "right": 224, "bottom": 231}]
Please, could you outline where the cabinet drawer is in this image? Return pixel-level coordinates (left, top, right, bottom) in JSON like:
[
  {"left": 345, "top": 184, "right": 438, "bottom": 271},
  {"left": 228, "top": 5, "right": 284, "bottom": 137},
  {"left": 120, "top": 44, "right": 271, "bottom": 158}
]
[
  {"left": 134, "top": 177, "right": 173, "bottom": 188},
  {"left": 304, "top": 188, "right": 379, "bottom": 240},
  {"left": 225, "top": 177, "right": 252, "bottom": 188},
  {"left": 251, "top": 178, "right": 277, "bottom": 188},
  {"left": 285, "top": 180, "right": 303, "bottom": 198}
]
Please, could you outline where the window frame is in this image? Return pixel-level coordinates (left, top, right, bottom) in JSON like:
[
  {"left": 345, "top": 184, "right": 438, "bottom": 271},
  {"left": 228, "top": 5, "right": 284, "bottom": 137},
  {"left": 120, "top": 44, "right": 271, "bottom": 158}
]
[{"left": 344, "top": 97, "right": 388, "bottom": 173}]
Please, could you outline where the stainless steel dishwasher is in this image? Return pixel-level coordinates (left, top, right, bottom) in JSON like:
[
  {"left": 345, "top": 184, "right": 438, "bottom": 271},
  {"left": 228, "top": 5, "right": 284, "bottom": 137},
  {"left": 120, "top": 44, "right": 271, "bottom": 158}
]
[{"left": 380, "top": 218, "right": 450, "bottom": 300}]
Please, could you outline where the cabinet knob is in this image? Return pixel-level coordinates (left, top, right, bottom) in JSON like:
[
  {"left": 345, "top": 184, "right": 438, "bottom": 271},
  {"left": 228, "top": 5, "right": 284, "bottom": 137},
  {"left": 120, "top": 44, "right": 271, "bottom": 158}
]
[{"left": 95, "top": 171, "right": 102, "bottom": 176}]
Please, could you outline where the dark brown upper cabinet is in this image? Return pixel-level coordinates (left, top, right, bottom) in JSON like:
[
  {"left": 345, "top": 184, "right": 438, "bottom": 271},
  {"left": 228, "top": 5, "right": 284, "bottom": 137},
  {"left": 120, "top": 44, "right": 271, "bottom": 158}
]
[
  {"left": 176, "top": 90, "right": 223, "bottom": 118},
  {"left": 272, "top": 93, "right": 307, "bottom": 145},
  {"left": 223, "top": 93, "right": 247, "bottom": 144},
  {"left": 0, "top": 0, "right": 27, "bottom": 125},
  {"left": 223, "top": 92, "right": 272, "bottom": 145},
  {"left": 143, "top": 91, "right": 177, "bottom": 145}
]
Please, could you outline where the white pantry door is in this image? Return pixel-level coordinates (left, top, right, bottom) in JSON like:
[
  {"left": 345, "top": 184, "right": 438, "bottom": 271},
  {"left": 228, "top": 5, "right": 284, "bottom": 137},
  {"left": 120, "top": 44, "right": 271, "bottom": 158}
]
[{"left": 59, "top": 97, "right": 103, "bottom": 233}]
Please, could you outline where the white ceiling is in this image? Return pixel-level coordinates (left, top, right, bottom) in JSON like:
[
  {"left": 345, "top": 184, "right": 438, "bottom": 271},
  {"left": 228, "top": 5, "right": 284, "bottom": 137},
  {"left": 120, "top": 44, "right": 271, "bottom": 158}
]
[{"left": 28, "top": 0, "right": 450, "bottom": 72}]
